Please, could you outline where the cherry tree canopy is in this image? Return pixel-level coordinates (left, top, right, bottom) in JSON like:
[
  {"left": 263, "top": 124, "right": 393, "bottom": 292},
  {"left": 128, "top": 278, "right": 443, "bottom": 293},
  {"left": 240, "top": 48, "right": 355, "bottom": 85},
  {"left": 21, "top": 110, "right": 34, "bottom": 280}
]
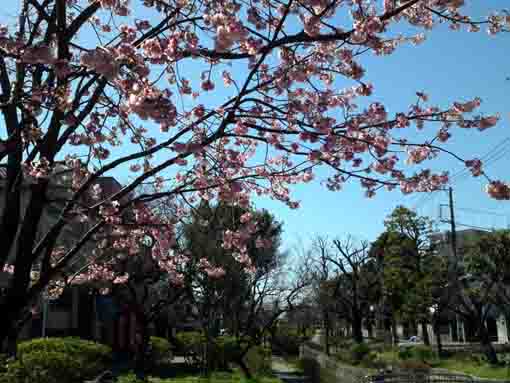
[{"left": 0, "top": 0, "right": 509, "bottom": 345}]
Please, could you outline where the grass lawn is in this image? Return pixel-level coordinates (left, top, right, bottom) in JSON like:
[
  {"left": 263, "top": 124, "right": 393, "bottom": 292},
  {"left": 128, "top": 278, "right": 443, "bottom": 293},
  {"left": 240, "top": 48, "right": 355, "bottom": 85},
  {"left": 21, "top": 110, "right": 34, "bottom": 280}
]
[
  {"left": 375, "top": 349, "right": 510, "bottom": 381},
  {"left": 376, "top": 350, "right": 399, "bottom": 365},
  {"left": 119, "top": 370, "right": 282, "bottom": 383},
  {"left": 437, "top": 358, "right": 510, "bottom": 381}
]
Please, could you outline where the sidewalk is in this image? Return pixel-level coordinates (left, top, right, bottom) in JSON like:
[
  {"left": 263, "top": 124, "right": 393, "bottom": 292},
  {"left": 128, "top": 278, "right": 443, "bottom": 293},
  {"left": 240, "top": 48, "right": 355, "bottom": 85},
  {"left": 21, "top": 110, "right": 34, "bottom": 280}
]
[{"left": 272, "top": 356, "right": 309, "bottom": 383}]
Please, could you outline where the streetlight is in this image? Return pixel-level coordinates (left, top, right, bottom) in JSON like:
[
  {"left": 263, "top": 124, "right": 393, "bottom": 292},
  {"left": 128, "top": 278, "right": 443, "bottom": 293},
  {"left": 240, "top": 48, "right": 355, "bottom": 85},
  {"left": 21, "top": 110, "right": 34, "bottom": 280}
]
[
  {"left": 429, "top": 304, "right": 442, "bottom": 354},
  {"left": 368, "top": 305, "right": 375, "bottom": 338}
]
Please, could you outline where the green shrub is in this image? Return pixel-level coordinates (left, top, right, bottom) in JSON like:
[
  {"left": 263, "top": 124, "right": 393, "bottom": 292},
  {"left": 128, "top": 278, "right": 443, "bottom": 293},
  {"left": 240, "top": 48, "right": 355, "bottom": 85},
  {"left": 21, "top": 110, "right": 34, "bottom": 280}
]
[
  {"left": 244, "top": 346, "right": 272, "bottom": 375},
  {"left": 398, "top": 346, "right": 413, "bottom": 360},
  {"left": 469, "top": 353, "right": 487, "bottom": 365},
  {"left": 2, "top": 337, "right": 111, "bottom": 383},
  {"left": 412, "top": 345, "right": 435, "bottom": 363},
  {"left": 116, "top": 372, "right": 144, "bottom": 383},
  {"left": 175, "top": 332, "right": 248, "bottom": 370},
  {"left": 398, "top": 345, "right": 436, "bottom": 365},
  {"left": 149, "top": 336, "right": 172, "bottom": 364},
  {"left": 361, "top": 351, "right": 387, "bottom": 369},
  {"left": 300, "top": 357, "right": 321, "bottom": 383},
  {"left": 17, "top": 337, "right": 111, "bottom": 364},
  {"left": 0, "top": 354, "right": 9, "bottom": 375},
  {"left": 272, "top": 327, "right": 301, "bottom": 355},
  {"left": 176, "top": 331, "right": 206, "bottom": 354},
  {"left": 350, "top": 342, "right": 370, "bottom": 362},
  {"left": 211, "top": 336, "right": 242, "bottom": 370}
]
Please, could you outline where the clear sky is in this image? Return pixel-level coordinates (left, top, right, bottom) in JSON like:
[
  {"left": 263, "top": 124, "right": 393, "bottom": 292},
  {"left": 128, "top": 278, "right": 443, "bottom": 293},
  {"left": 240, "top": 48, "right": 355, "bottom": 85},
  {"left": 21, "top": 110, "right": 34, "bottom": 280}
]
[
  {"left": 254, "top": 0, "right": 510, "bottom": 251},
  {"left": 1, "top": 0, "right": 509, "bottom": 253}
]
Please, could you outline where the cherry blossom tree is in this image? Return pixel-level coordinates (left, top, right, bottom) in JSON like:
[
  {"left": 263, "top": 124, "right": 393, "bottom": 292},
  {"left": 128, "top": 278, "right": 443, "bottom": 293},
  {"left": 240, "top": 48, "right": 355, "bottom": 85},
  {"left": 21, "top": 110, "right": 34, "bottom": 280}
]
[{"left": 0, "top": 0, "right": 509, "bottom": 350}]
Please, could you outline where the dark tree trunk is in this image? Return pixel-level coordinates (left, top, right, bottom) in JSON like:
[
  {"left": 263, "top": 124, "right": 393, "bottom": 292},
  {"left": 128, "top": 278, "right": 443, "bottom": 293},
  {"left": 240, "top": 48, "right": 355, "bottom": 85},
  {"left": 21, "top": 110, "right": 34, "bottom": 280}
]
[
  {"left": 134, "top": 313, "right": 150, "bottom": 380},
  {"left": 237, "top": 357, "right": 253, "bottom": 379},
  {"left": 391, "top": 319, "right": 399, "bottom": 345},
  {"left": 0, "top": 299, "right": 26, "bottom": 352},
  {"left": 421, "top": 321, "right": 430, "bottom": 346},
  {"left": 0, "top": 143, "right": 22, "bottom": 267},
  {"left": 352, "top": 311, "right": 363, "bottom": 344},
  {"left": 0, "top": 183, "right": 48, "bottom": 349},
  {"left": 367, "top": 319, "right": 373, "bottom": 339},
  {"left": 434, "top": 321, "right": 443, "bottom": 356},
  {"left": 410, "top": 320, "right": 418, "bottom": 336},
  {"left": 323, "top": 310, "right": 330, "bottom": 355},
  {"left": 479, "top": 323, "right": 498, "bottom": 365}
]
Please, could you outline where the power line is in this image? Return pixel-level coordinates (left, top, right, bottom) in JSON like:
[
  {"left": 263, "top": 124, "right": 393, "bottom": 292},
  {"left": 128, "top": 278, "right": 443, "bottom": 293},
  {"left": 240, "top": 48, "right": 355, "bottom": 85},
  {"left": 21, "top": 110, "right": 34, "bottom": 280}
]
[
  {"left": 455, "top": 206, "right": 509, "bottom": 218},
  {"left": 412, "top": 137, "right": 510, "bottom": 211},
  {"left": 448, "top": 138, "right": 510, "bottom": 186},
  {"left": 455, "top": 223, "right": 494, "bottom": 232}
]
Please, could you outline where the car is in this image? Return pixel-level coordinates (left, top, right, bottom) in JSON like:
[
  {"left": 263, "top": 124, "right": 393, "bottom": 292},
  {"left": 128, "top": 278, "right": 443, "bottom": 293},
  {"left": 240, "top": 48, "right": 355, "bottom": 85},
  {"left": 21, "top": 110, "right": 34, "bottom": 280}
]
[
  {"left": 408, "top": 335, "right": 420, "bottom": 343},
  {"left": 397, "top": 336, "right": 422, "bottom": 348}
]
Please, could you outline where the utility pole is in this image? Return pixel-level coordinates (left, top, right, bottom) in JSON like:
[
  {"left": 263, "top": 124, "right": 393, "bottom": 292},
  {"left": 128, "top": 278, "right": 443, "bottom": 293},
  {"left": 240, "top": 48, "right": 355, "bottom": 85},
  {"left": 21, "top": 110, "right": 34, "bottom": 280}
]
[
  {"left": 447, "top": 186, "right": 463, "bottom": 343},
  {"left": 448, "top": 187, "right": 458, "bottom": 261},
  {"left": 42, "top": 298, "right": 48, "bottom": 337}
]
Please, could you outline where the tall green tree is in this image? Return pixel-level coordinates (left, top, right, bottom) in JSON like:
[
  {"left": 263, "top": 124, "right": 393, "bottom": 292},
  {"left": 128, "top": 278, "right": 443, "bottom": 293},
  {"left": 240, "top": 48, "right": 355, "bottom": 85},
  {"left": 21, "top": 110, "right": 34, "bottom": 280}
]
[
  {"left": 181, "top": 202, "right": 283, "bottom": 373},
  {"left": 454, "top": 229, "right": 510, "bottom": 364},
  {"left": 377, "top": 206, "right": 444, "bottom": 345}
]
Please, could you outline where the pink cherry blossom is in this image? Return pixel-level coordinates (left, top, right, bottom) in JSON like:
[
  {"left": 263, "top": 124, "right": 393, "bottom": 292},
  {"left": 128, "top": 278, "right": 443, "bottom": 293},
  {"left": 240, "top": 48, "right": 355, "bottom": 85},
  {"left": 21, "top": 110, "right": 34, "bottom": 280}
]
[
  {"left": 486, "top": 181, "right": 510, "bottom": 200},
  {"left": 22, "top": 45, "right": 55, "bottom": 65},
  {"left": 465, "top": 159, "right": 483, "bottom": 177},
  {"left": 477, "top": 115, "right": 499, "bottom": 130},
  {"left": 80, "top": 48, "right": 119, "bottom": 80}
]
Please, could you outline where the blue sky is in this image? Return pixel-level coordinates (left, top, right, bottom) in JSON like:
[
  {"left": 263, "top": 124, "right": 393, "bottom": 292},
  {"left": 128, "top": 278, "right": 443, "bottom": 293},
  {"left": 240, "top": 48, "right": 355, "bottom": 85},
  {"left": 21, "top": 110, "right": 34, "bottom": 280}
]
[
  {"left": 1, "top": 0, "right": 509, "bottom": 253},
  {"left": 254, "top": 1, "right": 510, "bottom": 251}
]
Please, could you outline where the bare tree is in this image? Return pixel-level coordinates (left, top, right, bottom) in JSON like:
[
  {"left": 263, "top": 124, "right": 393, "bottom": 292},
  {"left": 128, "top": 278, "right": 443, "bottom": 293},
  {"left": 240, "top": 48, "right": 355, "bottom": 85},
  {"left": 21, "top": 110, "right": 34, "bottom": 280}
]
[{"left": 310, "top": 236, "right": 380, "bottom": 345}]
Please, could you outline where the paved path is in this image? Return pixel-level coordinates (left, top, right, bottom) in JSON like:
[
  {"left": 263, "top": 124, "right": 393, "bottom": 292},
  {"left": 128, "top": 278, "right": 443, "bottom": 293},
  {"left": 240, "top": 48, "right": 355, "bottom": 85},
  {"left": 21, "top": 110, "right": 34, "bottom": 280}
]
[
  {"left": 310, "top": 330, "right": 321, "bottom": 345},
  {"left": 272, "top": 356, "right": 309, "bottom": 383}
]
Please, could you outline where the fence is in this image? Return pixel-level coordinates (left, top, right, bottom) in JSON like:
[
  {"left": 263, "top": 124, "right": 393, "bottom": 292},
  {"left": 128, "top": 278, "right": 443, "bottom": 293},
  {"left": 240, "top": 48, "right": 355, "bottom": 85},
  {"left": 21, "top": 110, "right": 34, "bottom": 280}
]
[
  {"left": 362, "top": 372, "right": 474, "bottom": 383},
  {"left": 300, "top": 343, "right": 510, "bottom": 383}
]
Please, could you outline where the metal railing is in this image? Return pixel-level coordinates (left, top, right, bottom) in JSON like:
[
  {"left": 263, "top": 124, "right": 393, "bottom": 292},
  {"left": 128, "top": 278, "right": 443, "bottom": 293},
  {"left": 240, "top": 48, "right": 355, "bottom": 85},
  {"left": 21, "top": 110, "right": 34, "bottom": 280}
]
[{"left": 362, "top": 372, "right": 475, "bottom": 383}]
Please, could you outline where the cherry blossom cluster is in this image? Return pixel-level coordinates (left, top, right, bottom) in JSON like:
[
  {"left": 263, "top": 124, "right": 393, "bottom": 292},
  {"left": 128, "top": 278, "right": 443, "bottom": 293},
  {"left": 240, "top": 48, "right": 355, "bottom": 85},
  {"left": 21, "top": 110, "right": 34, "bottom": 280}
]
[
  {"left": 96, "top": 0, "right": 130, "bottom": 16},
  {"left": 2, "top": 264, "right": 14, "bottom": 274},
  {"left": 197, "top": 258, "right": 226, "bottom": 279},
  {"left": 486, "top": 181, "right": 510, "bottom": 201},
  {"left": 80, "top": 48, "right": 120, "bottom": 80},
  {"left": 22, "top": 158, "right": 52, "bottom": 180},
  {"left": 44, "top": 279, "right": 66, "bottom": 300}
]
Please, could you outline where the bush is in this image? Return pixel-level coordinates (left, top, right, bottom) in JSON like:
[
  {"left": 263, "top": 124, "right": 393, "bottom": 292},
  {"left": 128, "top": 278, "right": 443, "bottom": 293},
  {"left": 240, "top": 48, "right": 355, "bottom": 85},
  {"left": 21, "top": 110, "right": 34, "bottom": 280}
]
[
  {"left": 350, "top": 343, "right": 371, "bottom": 362},
  {"left": 116, "top": 372, "right": 144, "bottom": 383},
  {"left": 244, "top": 346, "right": 272, "bottom": 375},
  {"left": 300, "top": 357, "right": 321, "bottom": 383},
  {"left": 211, "top": 336, "right": 242, "bottom": 369},
  {"left": 398, "top": 345, "right": 436, "bottom": 364},
  {"left": 412, "top": 345, "right": 435, "bottom": 363},
  {"left": 175, "top": 332, "right": 246, "bottom": 370},
  {"left": 0, "top": 354, "right": 9, "bottom": 375},
  {"left": 17, "top": 337, "right": 111, "bottom": 364},
  {"left": 176, "top": 331, "right": 206, "bottom": 354},
  {"left": 361, "top": 351, "right": 387, "bottom": 369},
  {"left": 272, "top": 327, "right": 301, "bottom": 355},
  {"left": 1, "top": 337, "right": 111, "bottom": 383},
  {"left": 149, "top": 336, "right": 172, "bottom": 364},
  {"left": 398, "top": 346, "right": 413, "bottom": 360}
]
